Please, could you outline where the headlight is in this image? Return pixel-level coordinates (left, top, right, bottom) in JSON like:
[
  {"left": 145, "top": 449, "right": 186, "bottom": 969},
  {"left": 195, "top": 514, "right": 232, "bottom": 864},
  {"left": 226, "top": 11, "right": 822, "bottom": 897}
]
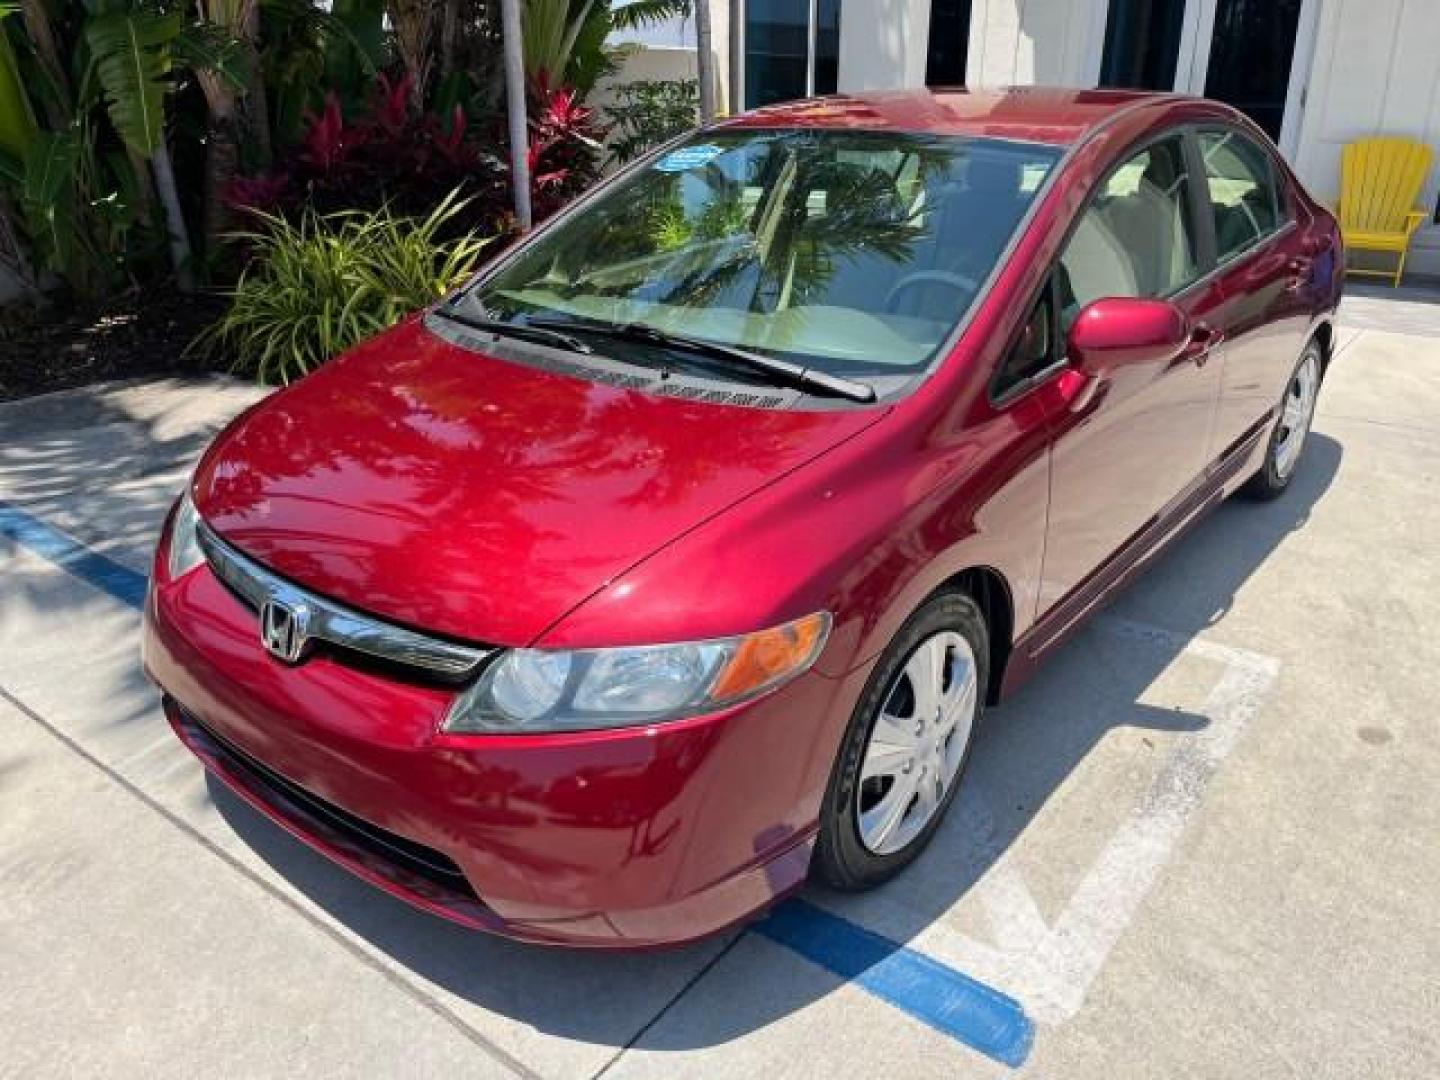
[
  {"left": 166, "top": 490, "right": 205, "bottom": 580},
  {"left": 444, "top": 612, "right": 831, "bottom": 734}
]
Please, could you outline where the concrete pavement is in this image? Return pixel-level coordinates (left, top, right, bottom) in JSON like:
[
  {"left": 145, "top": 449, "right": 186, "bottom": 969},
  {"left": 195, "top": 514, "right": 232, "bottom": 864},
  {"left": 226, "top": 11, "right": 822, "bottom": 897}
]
[{"left": 2, "top": 314, "right": 1438, "bottom": 1077}]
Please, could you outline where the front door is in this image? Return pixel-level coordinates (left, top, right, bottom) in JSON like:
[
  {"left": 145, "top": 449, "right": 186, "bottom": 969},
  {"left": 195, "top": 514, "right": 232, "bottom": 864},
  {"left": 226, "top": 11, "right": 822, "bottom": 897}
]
[{"left": 1036, "top": 134, "right": 1222, "bottom": 623}]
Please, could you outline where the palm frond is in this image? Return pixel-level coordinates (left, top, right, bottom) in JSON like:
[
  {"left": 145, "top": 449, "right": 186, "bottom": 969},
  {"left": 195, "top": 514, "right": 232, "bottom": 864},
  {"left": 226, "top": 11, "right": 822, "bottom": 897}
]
[
  {"left": 610, "top": 0, "right": 691, "bottom": 32},
  {"left": 84, "top": 10, "right": 182, "bottom": 157},
  {"left": 15, "top": 129, "right": 79, "bottom": 274},
  {"left": 175, "top": 22, "right": 251, "bottom": 92}
]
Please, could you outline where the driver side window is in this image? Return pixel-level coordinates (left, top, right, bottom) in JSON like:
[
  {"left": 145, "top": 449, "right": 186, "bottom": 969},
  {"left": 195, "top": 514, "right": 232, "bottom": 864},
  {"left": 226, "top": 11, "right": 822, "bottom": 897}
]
[{"left": 1057, "top": 137, "right": 1200, "bottom": 332}]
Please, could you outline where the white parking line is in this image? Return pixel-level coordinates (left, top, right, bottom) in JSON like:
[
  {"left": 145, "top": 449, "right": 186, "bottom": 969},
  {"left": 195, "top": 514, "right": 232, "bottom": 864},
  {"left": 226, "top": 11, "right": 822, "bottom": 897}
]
[{"left": 820, "top": 616, "right": 1279, "bottom": 1025}]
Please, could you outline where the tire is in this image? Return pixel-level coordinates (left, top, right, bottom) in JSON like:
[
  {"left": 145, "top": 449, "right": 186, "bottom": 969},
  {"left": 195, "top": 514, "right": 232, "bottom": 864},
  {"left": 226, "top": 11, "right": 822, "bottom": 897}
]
[
  {"left": 813, "top": 591, "right": 988, "bottom": 891},
  {"left": 1241, "top": 338, "right": 1324, "bottom": 501}
]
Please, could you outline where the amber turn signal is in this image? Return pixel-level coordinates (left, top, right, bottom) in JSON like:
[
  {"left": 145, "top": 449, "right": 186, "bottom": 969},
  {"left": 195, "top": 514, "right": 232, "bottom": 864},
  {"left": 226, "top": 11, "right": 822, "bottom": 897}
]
[{"left": 710, "top": 612, "right": 831, "bottom": 703}]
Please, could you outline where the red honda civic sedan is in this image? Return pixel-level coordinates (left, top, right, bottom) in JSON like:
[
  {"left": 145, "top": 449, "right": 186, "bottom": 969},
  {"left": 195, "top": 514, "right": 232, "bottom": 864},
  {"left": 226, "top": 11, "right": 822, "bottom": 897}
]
[{"left": 143, "top": 88, "right": 1341, "bottom": 947}]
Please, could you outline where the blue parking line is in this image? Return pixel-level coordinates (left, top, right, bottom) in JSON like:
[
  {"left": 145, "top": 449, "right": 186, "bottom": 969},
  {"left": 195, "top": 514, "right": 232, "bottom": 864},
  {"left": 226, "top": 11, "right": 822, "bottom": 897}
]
[
  {"left": 0, "top": 502, "right": 150, "bottom": 608},
  {"left": 0, "top": 497, "right": 1034, "bottom": 1067},
  {"left": 758, "top": 900, "right": 1033, "bottom": 1066}
]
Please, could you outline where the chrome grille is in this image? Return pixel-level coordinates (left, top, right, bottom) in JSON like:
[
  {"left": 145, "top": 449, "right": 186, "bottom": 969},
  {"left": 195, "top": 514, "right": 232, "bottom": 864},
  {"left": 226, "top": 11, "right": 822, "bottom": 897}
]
[{"left": 198, "top": 523, "right": 492, "bottom": 681}]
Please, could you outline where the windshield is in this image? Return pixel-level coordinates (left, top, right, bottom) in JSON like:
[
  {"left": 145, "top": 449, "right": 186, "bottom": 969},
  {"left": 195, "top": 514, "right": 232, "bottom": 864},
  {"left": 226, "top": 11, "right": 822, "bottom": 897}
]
[{"left": 460, "top": 129, "right": 1061, "bottom": 378}]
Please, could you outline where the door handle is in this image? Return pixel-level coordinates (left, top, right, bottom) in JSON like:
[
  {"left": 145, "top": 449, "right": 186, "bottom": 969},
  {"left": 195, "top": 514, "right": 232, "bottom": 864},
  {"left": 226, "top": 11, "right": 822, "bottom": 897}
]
[
  {"left": 1285, "top": 256, "right": 1312, "bottom": 291},
  {"left": 1182, "top": 323, "right": 1223, "bottom": 367}
]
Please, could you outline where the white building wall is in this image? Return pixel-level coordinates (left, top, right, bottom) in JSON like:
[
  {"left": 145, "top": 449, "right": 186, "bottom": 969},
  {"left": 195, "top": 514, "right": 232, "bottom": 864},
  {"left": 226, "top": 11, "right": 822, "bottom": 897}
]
[
  {"left": 1291, "top": 0, "right": 1440, "bottom": 275},
  {"left": 837, "top": 0, "right": 933, "bottom": 92},
  {"left": 1292, "top": 0, "right": 1440, "bottom": 208},
  {"left": 964, "top": 0, "right": 1108, "bottom": 87}
]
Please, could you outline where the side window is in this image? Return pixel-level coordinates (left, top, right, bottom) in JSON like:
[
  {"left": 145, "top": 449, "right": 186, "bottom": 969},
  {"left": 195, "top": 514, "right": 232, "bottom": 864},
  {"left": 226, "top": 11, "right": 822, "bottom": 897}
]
[
  {"left": 1198, "top": 129, "right": 1281, "bottom": 262},
  {"left": 994, "top": 280, "right": 1057, "bottom": 397},
  {"left": 1056, "top": 137, "right": 1200, "bottom": 331}
]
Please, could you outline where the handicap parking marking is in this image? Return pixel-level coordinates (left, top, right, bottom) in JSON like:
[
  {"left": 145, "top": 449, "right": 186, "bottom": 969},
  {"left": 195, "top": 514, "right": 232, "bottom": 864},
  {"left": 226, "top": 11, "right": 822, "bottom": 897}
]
[
  {"left": 756, "top": 899, "right": 1033, "bottom": 1066},
  {"left": 817, "top": 616, "right": 1280, "bottom": 1027},
  {"left": 1, "top": 501, "right": 150, "bottom": 608},
  {"left": 0, "top": 497, "right": 1038, "bottom": 1068}
]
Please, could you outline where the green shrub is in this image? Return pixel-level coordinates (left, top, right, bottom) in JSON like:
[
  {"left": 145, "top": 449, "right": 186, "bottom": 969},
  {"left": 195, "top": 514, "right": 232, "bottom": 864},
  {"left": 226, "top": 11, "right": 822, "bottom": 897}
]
[
  {"left": 604, "top": 79, "right": 699, "bottom": 166},
  {"left": 194, "top": 191, "right": 489, "bottom": 384}
]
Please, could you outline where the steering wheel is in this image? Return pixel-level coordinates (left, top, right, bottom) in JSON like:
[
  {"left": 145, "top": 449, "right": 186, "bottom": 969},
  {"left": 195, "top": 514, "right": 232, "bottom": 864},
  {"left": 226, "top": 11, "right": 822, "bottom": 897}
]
[{"left": 884, "top": 271, "right": 979, "bottom": 314}]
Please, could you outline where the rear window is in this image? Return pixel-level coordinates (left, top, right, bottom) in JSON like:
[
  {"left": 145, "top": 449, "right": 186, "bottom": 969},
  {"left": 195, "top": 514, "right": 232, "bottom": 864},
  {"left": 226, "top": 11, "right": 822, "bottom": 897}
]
[
  {"left": 1198, "top": 129, "right": 1283, "bottom": 261},
  {"left": 463, "top": 130, "right": 1061, "bottom": 377}
]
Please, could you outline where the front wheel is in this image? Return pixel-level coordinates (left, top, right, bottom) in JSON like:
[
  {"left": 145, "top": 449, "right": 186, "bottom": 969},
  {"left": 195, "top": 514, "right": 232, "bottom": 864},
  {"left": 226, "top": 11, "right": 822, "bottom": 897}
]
[
  {"left": 813, "top": 592, "right": 987, "bottom": 890},
  {"left": 1242, "top": 340, "right": 1323, "bottom": 500}
]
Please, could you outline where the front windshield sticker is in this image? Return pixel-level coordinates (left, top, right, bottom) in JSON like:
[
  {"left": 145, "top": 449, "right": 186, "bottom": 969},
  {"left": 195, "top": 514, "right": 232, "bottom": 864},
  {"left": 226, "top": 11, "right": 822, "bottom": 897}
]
[{"left": 653, "top": 143, "right": 724, "bottom": 172}]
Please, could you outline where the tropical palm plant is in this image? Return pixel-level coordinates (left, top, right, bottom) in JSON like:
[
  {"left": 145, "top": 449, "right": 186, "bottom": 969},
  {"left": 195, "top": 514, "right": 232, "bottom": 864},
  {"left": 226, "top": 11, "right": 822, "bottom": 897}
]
[
  {"left": 85, "top": 9, "right": 202, "bottom": 288},
  {"left": 186, "top": 1, "right": 256, "bottom": 248},
  {"left": 0, "top": 10, "right": 38, "bottom": 297},
  {"left": 523, "top": 0, "right": 690, "bottom": 95},
  {"left": 0, "top": 0, "right": 252, "bottom": 293},
  {"left": 0, "top": 10, "right": 34, "bottom": 158},
  {"left": 387, "top": 0, "right": 441, "bottom": 111}
]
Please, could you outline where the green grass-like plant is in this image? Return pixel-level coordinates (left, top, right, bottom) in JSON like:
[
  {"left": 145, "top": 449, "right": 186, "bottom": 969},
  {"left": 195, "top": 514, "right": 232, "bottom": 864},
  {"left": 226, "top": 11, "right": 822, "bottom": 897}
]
[{"left": 194, "top": 190, "right": 489, "bottom": 384}]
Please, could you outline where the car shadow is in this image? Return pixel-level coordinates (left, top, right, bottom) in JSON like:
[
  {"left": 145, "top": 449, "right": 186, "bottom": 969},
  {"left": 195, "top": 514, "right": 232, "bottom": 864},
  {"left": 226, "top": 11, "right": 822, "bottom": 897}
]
[{"left": 208, "top": 432, "right": 1342, "bottom": 1051}]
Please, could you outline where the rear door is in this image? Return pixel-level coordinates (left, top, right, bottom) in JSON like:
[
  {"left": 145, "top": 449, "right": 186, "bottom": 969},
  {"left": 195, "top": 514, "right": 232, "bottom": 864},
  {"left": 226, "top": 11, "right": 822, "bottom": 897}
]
[
  {"left": 1036, "top": 132, "right": 1224, "bottom": 622},
  {"left": 1192, "top": 125, "right": 1313, "bottom": 459}
]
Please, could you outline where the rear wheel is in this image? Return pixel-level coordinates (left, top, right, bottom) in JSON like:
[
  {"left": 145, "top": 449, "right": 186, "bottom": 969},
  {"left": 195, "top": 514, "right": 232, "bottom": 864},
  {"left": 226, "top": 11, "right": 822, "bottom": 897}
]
[
  {"left": 1242, "top": 339, "right": 1323, "bottom": 500},
  {"left": 814, "top": 592, "right": 987, "bottom": 890}
]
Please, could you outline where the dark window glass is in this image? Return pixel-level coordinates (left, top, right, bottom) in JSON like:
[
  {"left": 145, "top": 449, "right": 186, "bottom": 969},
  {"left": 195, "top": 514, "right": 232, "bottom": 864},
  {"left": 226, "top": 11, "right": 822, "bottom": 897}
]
[
  {"left": 466, "top": 131, "right": 1060, "bottom": 377},
  {"left": 1203, "top": 0, "right": 1302, "bottom": 142},
  {"left": 815, "top": 0, "right": 842, "bottom": 95},
  {"left": 1198, "top": 129, "right": 1282, "bottom": 260},
  {"left": 1057, "top": 138, "right": 1199, "bottom": 329},
  {"left": 995, "top": 281, "right": 1056, "bottom": 396},
  {"left": 745, "top": 0, "right": 809, "bottom": 107},
  {"left": 926, "top": 0, "right": 972, "bottom": 86},
  {"left": 1099, "top": 0, "right": 1187, "bottom": 90}
]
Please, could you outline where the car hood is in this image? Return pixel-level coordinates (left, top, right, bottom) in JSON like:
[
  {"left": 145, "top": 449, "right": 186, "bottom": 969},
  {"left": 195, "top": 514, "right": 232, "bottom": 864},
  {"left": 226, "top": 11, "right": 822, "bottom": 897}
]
[{"left": 193, "top": 318, "right": 883, "bottom": 646}]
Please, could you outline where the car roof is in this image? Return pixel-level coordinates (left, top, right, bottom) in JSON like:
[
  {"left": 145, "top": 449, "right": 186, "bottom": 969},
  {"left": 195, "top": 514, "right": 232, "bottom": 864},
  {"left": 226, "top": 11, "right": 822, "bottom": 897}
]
[{"left": 715, "top": 87, "right": 1194, "bottom": 147}]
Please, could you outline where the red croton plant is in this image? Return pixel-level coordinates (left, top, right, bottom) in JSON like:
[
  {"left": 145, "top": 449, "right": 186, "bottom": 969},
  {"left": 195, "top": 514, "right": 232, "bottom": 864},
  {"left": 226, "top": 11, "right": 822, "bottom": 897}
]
[
  {"left": 227, "top": 72, "right": 606, "bottom": 236},
  {"left": 527, "top": 75, "right": 607, "bottom": 220}
]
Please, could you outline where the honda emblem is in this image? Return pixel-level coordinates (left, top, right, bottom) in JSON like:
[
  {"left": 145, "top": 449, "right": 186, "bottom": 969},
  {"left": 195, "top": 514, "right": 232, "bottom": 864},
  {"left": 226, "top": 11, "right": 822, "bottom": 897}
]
[{"left": 260, "top": 597, "right": 311, "bottom": 663}]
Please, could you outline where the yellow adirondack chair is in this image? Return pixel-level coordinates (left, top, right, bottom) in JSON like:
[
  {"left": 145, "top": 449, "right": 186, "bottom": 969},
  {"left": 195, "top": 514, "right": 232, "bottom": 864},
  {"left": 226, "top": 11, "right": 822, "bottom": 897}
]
[{"left": 1339, "top": 136, "right": 1434, "bottom": 286}]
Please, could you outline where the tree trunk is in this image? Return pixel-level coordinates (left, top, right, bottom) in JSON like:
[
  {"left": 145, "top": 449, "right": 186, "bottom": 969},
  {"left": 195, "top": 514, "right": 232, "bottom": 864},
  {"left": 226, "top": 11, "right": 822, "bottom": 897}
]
[
  {"left": 389, "top": 0, "right": 437, "bottom": 113},
  {"left": 125, "top": 145, "right": 158, "bottom": 230},
  {"left": 499, "top": 0, "right": 532, "bottom": 230},
  {"left": 440, "top": 0, "right": 461, "bottom": 82},
  {"left": 203, "top": 110, "right": 240, "bottom": 256},
  {"left": 150, "top": 142, "right": 196, "bottom": 292},
  {"left": 241, "top": 4, "right": 272, "bottom": 167},
  {"left": 693, "top": 0, "right": 716, "bottom": 122}
]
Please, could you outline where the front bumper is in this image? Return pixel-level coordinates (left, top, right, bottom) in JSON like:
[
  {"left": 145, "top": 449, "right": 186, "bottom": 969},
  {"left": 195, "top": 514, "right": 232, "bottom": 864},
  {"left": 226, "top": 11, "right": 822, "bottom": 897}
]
[{"left": 143, "top": 560, "right": 851, "bottom": 947}]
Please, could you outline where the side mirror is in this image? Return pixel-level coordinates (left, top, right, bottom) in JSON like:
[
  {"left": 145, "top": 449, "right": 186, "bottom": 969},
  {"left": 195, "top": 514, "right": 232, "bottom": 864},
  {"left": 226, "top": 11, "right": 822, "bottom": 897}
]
[{"left": 1066, "top": 297, "right": 1190, "bottom": 377}]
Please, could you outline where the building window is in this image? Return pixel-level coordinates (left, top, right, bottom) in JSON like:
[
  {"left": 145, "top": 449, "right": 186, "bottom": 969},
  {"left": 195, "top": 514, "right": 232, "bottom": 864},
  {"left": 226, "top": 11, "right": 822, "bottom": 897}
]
[
  {"left": 926, "top": 0, "right": 972, "bottom": 86},
  {"left": 1099, "top": 0, "right": 1187, "bottom": 91},
  {"left": 743, "top": 0, "right": 842, "bottom": 109},
  {"left": 1202, "top": 0, "right": 1304, "bottom": 142}
]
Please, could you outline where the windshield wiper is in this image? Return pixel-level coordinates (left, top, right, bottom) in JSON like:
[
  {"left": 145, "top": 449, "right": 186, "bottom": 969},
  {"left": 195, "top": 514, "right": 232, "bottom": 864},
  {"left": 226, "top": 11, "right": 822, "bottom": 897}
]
[
  {"left": 432, "top": 305, "right": 594, "bottom": 355},
  {"left": 526, "top": 317, "right": 877, "bottom": 403}
]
